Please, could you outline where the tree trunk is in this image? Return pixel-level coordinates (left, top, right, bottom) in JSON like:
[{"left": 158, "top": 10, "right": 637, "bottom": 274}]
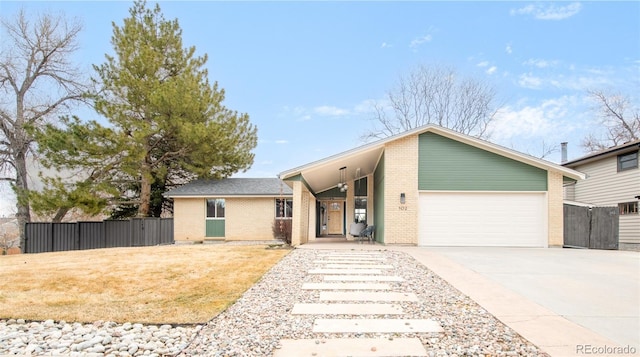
[
  {"left": 52, "top": 207, "right": 70, "bottom": 223},
  {"left": 15, "top": 151, "right": 31, "bottom": 250},
  {"left": 138, "top": 162, "right": 152, "bottom": 217}
]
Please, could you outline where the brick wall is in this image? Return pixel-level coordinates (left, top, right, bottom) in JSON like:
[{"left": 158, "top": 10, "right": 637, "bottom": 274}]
[
  {"left": 291, "top": 181, "right": 311, "bottom": 246},
  {"left": 174, "top": 198, "right": 204, "bottom": 242},
  {"left": 547, "top": 171, "right": 564, "bottom": 247},
  {"left": 226, "top": 198, "right": 279, "bottom": 241},
  {"left": 383, "top": 135, "right": 419, "bottom": 245}
]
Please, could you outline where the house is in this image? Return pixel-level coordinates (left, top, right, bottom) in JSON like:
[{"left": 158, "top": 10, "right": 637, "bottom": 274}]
[
  {"left": 278, "top": 125, "right": 585, "bottom": 247},
  {"left": 562, "top": 140, "right": 640, "bottom": 251},
  {"left": 164, "top": 178, "right": 293, "bottom": 243}
]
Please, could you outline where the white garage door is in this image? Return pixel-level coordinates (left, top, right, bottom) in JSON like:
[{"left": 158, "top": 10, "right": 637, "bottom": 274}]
[{"left": 419, "top": 192, "right": 546, "bottom": 247}]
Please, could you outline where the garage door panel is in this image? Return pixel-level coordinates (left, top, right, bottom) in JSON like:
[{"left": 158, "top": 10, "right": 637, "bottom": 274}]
[{"left": 419, "top": 192, "right": 546, "bottom": 247}]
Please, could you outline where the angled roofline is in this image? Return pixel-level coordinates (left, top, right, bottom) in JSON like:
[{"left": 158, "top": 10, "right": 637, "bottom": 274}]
[
  {"left": 279, "top": 124, "right": 586, "bottom": 181},
  {"left": 562, "top": 139, "right": 640, "bottom": 167}
]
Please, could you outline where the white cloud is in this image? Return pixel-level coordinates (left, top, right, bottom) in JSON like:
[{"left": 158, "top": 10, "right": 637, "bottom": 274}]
[
  {"left": 381, "top": 42, "right": 392, "bottom": 49},
  {"left": 409, "top": 34, "right": 432, "bottom": 49},
  {"left": 505, "top": 44, "right": 513, "bottom": 54},
  {"left": 314, "top": 105, "right": 350, "bottom": 117},
  {"left": 511, "top": 2, "right": 582, "bottom": 20},
  {"left": 489, "top": 96, "right": 578, "bottom": 142},
  {"left": 275, "top": 140, "right": 288, "bottom": 144},
  {"left": 353, "top": 99, "right": 378, "bottom": 114},
  {"left": 523, "top": 59, "right": 559, "bottom": 68},
  {"left": 477, "top": 61, "right": 490, "bottom": 68},
  {"left": 486, "top": 66, "right": 498, "bottom": 75},
  {"left": 517, "top": 65, "right": 616, "bottom": 91},
  {"left": 518, "top": 73, "right": 543, "bottom": 89}
]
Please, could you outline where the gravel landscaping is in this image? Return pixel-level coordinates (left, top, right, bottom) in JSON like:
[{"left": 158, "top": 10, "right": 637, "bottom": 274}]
[
  {"left": 0, "top": 248, "right": 549, "bottom": 356},
  {"left": 184, "top": 248, "right": 548, "bottom": 356}
]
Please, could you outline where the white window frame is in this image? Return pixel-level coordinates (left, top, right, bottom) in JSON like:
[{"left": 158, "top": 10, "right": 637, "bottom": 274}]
[
  {"left": 275, "top": 198, "right": 293, "bottom": 219},
  {"left": 206, "top": 198, "right": 225, "bottom": 219}
]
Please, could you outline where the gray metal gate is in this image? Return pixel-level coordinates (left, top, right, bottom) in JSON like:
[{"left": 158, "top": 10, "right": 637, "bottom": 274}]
[{"left": 564, "top": 204, "right": 618, "bottom": 250}]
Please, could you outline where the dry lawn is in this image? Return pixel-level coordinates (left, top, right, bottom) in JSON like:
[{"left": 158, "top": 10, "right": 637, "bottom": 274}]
[{"left": 0, "top": 245, "right": 289, "bottom": 324}]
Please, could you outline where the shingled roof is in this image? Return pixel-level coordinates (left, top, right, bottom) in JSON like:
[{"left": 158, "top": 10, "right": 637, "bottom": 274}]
[{"left": 164, "top": 178, "right": 292, "bottom": 197}]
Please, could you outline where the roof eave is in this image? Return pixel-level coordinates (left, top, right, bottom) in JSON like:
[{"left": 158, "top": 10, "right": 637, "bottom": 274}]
[{"left": 280, "top": 124, "right": 587, "bottom": 181}]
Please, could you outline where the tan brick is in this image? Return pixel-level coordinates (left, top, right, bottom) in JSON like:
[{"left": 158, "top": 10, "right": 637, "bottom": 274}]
[
  {"left": 547, "top": 171, "right": 564, "bottom": 247},
  {"left": 226, "top": 198, "right": 279, "bottom": 241},
  {"left": 173, "top": 198, "right": 205, "bottom": 242},
  {"left": 382, "top": 135, "right": 419, "bottom": 245}
]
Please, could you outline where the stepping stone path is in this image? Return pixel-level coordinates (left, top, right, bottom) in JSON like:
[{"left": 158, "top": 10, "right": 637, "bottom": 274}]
[{"left": 274, "top": 251, "right": 443, "bottom": 357}]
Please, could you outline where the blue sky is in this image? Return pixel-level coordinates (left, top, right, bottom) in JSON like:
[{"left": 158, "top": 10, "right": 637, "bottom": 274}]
[{"left": 0, "top": 1, "right": 639, "bottom": 215}]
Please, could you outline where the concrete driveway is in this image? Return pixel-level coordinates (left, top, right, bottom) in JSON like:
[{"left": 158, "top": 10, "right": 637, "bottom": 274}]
[{"left": 410, "top": 247, "right": 639, "bottom": 355}]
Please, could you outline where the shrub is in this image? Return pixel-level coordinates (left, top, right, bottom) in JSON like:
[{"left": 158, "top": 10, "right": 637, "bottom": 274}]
[{"left": 272, "top": 219, "right": 292, "bottom": 245}]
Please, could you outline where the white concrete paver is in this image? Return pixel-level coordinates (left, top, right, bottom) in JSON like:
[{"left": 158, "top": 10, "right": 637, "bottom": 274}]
[
  {"left": 313, "top": 319, "right": 444, "bottom": 333},
  {"left": 301, "top": 282, "right": 390, "bottom": 290},
  {"left": 308, "top": 268, "right": 382, "bottom": 275},
  {"left": 278, "top": 249, "right": 442, "bottom": 357},
  {"left": 324, "top": 275, "right": 404, "bottom": 282},
  {"left": 274, "top": 338, "right": 427, "bottom": 357},
  {"left": 313, "top": 259, "right": 385, "bottom": 264},
  {"left": 322, "top": 263, "right": 393, "bottom": 269},
  {"left": 320, "top": 291, "right": 419, "bottom": 302},
  {"left": 291, "top": 303, "right": 404, "bottom": 315}
]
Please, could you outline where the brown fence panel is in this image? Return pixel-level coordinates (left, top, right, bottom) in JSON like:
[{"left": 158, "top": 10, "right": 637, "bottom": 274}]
[{"left": 590, "top": 207, "right": 619, "bottom": 250}]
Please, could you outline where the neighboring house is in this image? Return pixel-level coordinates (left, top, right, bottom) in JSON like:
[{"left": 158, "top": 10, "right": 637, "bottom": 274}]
[
  {"left": 279, "top": 125, "right": 585, "bottom": 247},
  {"left": 164, "top": 178, "right": 293, "bottom": 243},
  {"left": 562, "top": 140, "right": 640, "bottom": 251}
]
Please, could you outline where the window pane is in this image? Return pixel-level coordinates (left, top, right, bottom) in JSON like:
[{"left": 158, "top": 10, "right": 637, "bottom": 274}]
[
  {"left": 206, "top": 199, "right": 217, "bottom": 218},
  {"left": 276, "top": 199, "right": 293, "bottom": 218},
  {"left": 285, "top": 199, "right": 293, "bottom": 218},
  {"left": 216, "top": 199, "right": 225, "bottom": 218},
  {"left": 619, "top": 152, "right": 638, "bottom": 171},
  {"left": 355, "top": 197, "right": 367, "bottom": 223}
]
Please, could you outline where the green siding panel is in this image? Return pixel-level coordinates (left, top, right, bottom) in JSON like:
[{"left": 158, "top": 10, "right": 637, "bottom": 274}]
[
  {"left": 373, "top": 153, "right": 385, "bottom": 243},
  {"left": 418, "top": 132, "right": 547, "bottom": 191},
  {"left": 206, "top": 220, "right": 225, "bottom": 237},
  {"left": 316, "top": 187, "right": 346, "bottom": 198}
]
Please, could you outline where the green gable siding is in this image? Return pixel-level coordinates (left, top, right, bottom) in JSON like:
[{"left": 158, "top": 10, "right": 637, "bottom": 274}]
[
  {"left": 418, "top": 132, "right": 547, "bottom": 191},
  {"left": 316, "top": 187, "right": 346, "bottom": 199},
  {"left": 206, "top": 220, "right": 225, "bottom": 237},
  {"left": 373, "top": 153, "right": 385, "bottom": 243}
]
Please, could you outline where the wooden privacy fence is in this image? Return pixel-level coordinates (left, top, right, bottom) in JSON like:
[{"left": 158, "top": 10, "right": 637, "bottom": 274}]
[
  {"left": 24, "top": 218, "right": 173, "bottom": 254},
  {"left": 564, "top": 204, "right": 619, "bottom": 250}
]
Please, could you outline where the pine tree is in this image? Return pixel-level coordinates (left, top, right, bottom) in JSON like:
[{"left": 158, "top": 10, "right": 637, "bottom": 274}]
[{"left": 33, "top": 0, "right": 257, "bottom": 219}]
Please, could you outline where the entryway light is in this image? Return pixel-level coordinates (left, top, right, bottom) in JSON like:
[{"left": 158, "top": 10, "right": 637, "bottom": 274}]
[{"left": 338, "top": 166, "right": 348, "bottom": 192}]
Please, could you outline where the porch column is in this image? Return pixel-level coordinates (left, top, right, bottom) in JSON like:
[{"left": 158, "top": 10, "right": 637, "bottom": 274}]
[
  {"left": 547, "top": 171, "right": 564, "bottom": 247},
  {"left": 291, "top": 181, "right": 311, "bottom": 246}
]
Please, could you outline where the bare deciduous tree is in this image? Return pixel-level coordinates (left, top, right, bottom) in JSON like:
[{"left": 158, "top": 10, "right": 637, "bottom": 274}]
[
  {"left": 582, "top": 90, "right": 639, "bottom": 152},
  {"left": 363, "top": 64, "right": 500, "bottom": 141},
  {"left": 0, "top": 9, "right": 86, "bottom": 248}
]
